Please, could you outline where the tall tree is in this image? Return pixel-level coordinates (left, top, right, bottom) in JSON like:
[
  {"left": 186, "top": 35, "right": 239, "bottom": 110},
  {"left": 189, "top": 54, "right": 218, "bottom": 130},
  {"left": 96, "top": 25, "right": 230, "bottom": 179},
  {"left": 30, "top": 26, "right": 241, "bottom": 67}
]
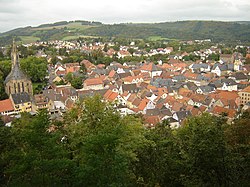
[
  {"left": 225, "top": 109, "right": 250, "bottom": 186},
  {"left": 176, "top": 113, "right": 229, "bottom": 186},
  {"left": 2, "top": 110, "right": 75, "bottom": 186},
  {"left": 64, "top": 95, "right": 146, "bottom": 186},
  {"left": 20, "top": 56, "right": 48, "bottom": 83},
  {"left": 134, "top": 121, "right": 183, "bottom": 186}
]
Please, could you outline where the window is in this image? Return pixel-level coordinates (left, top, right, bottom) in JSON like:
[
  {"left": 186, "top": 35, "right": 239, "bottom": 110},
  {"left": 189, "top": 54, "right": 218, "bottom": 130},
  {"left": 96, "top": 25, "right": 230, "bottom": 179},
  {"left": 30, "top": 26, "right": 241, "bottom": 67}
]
[
  {"left": 18, "top": 82, "right": 21, "bottom": 93},
  {"left": 22, "top": 82, "right": 25, "bottom": 92},
  {"left": 14, "top": 83, "right": 16, "bottom": 93}
]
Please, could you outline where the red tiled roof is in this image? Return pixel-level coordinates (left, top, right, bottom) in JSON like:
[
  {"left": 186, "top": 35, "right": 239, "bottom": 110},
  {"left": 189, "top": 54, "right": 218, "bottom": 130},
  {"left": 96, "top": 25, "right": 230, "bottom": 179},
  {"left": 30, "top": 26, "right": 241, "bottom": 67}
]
[
  {"left": 108, "top": 70, "right": 116, "bottom": 78},
  {"left": 0, "top": 99, "right": 14, "bottom": 113},
  {"left": 141, "top": 62, "right": 161, "bottom": 72},
  {"left": 84, "top": 78, "right": 103, "bottom": 86},
  {"left": 119, "top": 50, "right": 131, "bottom": 56},
  {"left": 211, "top": 106, "right": 236, "bottom": 118},
  {"left": 209, "top": 90, "right": 239, "bottom": 101},
  {"left": 144, "top": 116, "right": 160, "bottom": 126},
  {"left": 138, "top": 98, "right": 150, "bottom": 111},
  {"left": 184, "top": 71, "right": 198, "bottom": 79},
  {"left": 80, "top": 60, "right": 96, "bottom": 69},
  {"left": 161, "top": 63, "right": 172, "bottom": 69},
  {"left": 97, "top": 64, "right": 105, "bottom": 68},
  {"left": 104, "top": 90, "right": 118, "bottom": 101},
  {"left": 172, "top": 101, "right": 184, "bottom": 112}
]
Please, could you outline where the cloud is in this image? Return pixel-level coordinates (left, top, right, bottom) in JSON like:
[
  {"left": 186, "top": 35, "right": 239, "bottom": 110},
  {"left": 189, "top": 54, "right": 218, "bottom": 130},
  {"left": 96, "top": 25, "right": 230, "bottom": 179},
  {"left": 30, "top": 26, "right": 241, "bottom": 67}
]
[{"left": 0, "top": 0, "right": 249, "bottom": 33}]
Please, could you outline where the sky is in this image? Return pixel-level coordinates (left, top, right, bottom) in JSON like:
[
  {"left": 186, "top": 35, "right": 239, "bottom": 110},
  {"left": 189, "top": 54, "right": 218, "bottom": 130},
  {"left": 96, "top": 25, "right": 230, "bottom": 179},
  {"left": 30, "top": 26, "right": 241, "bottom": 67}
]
[{"left": 0, "top": 0, "right": 250, "bottom": 33}]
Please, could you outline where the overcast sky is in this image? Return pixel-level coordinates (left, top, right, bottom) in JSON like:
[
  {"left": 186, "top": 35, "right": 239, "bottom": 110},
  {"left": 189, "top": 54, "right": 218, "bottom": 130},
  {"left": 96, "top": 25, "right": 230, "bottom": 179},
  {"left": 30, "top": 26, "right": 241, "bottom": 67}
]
[{"left": 0, "top": 0, "right": 250, "bottom": 33}]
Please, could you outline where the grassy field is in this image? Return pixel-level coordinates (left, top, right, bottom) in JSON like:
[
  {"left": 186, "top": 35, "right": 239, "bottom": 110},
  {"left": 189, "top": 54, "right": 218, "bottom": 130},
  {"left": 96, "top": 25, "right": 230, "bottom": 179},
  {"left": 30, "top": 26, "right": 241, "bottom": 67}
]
[
  {"left": 19, "top": 36, "right": 40, "bottom": 43},
  {"left": 62, "top": 35, "right": 99, "bottom": 41}
]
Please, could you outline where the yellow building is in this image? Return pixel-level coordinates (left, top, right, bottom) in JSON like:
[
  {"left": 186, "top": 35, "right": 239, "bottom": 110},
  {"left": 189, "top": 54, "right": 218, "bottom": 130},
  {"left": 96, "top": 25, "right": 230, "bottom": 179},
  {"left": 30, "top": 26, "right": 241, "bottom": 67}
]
[
  {"left": 238, "top": 86, "right": 250, "bottom": 105},
  {"left": 10, "top": 92, "right": 32, "bottom": 113}
]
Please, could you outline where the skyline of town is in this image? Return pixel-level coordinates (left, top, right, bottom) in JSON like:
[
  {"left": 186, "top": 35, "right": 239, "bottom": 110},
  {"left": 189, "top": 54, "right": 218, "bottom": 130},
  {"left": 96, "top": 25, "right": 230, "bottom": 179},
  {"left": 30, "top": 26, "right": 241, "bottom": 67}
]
[{"left": 0, "top": 38, "right": 249, "bottom": 127}]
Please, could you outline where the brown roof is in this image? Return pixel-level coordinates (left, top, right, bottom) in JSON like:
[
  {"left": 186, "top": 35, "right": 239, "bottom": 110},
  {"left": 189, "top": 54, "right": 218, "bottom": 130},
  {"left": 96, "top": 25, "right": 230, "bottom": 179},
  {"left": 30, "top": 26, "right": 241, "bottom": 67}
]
[
  {"left": 108, "top": 69, "right": 116, "bottom": 78},
  {"left": 141, "top": 62, "right": 162, "bottom": 72},
  {"left": 172, "top": 101, "right": 184, "bottom": 112},
  {"left": 212, "top": 106, "right": 236, "bottom": 118},
  {"left": 241, "top": 85, "right": 250, "bottom": 93},
  {"left": 0, "top": 99, "right": 14, "bottom": 113},
  {"left": 161, "top": 63, "right": 172, "bottom": 69},
  {"left": 209, "top": 90, "right": 239, "bottom": 101},
  {"left": 80, "top": 60, "right": 96, "bottom": 69},
  {"left": 132, "top": 98, "right": 141, "bottom": 107},
  {"left": 144, "top": 116, "right": 160, "bottom": 126},
  {"left": 84, "top": 78, "right": 103, "bottom": 86},
  {"left": 34, "top": 94, "right": 48, "bottom": 105},
  {"left": 184, "top": 71, "right": 198, "bottom": 79},
  {"left": 104, "top": 90, "right": 118, "bottom": 101},
  {"left": 138, "top": 98, "right": 150, "bottom": 111}
]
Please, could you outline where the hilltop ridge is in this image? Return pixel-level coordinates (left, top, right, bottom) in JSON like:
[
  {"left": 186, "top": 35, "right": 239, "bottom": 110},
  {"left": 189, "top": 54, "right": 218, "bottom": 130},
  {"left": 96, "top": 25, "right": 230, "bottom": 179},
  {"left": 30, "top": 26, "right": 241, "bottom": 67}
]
[{"left": 0, "top": 20, "right": 250, "bottom": 45}]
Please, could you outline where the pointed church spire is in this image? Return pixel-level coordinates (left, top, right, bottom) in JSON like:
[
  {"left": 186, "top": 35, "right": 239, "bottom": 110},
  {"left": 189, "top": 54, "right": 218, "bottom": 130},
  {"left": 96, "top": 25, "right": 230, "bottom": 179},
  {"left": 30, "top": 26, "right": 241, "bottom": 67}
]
[
  {"left": 4, "top": 38, "right": 33, "bottom": 96},
  {"left": 11, "top": 39, "right": 19, "bottom": 68}
]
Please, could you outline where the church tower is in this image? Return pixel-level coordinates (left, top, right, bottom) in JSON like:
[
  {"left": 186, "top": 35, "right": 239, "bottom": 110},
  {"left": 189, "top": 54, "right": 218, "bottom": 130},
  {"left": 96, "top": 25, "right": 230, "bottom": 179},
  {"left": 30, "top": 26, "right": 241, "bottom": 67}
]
[{"left": 4, "top": 41, "right": 33, "bottom": 96}]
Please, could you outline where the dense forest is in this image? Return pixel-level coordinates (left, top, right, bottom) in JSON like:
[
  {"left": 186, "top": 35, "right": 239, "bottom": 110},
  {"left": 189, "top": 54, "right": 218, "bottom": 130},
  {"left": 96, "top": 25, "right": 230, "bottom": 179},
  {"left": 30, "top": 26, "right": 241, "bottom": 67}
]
[
  {"left": 1, "top": 95, "right": 249, "bottom": 186},
  {"left": 1, "top": 20, "right": 250, "bottom": 45}
]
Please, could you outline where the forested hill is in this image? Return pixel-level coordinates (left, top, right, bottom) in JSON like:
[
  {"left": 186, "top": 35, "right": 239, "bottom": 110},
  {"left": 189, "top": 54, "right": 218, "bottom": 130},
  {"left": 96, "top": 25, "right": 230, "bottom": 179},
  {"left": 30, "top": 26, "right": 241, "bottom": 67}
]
[{"left": 1, "top": 20, "right": 250, "bottom": 45}]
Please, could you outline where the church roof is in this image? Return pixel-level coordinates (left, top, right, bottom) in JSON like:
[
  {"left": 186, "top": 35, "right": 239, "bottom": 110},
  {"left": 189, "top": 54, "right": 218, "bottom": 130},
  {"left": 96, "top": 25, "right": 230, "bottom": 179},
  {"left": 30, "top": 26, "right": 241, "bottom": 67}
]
[
  {"left": 4, "top": 41, "right": 30, "bottom": 84},
  {"left": 4, "top": 64, "right": 28, "bottom": 83},
  {"left": 11, "top": 92, "right": 31, "bottom": 105}
]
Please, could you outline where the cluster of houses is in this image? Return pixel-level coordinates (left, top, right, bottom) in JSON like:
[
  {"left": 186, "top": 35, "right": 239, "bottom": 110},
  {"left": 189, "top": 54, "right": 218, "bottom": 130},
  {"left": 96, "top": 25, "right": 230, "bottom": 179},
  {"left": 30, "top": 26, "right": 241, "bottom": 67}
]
[
  {"left": 1, "top": 41, "right": 250, "bottom": 128},
  {"left": 23, "top": 40, "right": 175, "bottom": 60}
]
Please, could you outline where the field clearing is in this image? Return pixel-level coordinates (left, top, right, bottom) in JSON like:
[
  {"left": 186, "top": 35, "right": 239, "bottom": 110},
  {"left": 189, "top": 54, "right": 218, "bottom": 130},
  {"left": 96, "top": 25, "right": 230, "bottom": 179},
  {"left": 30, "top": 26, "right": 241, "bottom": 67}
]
[
  {"left": 32, "top": 22, "right": 97, "bottom": 31},
  {"left": 20, "top": 36, "right": 40, "bottom": 43},
  {"left": 62, "top": 35, "right": 99, "bottom": 41}
]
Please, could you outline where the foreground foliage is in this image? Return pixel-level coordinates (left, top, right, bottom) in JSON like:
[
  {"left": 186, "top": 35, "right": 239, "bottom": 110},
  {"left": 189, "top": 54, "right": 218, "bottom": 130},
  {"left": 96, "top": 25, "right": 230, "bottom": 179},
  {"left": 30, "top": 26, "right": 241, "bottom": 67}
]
[{"left": 0, "top": 96, "right": 249, "bottom": 186}]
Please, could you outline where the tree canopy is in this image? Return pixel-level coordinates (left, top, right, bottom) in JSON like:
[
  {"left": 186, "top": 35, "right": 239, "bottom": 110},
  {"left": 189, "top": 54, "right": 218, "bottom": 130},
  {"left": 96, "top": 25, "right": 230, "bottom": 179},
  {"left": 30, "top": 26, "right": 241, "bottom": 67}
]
[{"left": 0, "top": 96, "right": 249, "bottom": 186}]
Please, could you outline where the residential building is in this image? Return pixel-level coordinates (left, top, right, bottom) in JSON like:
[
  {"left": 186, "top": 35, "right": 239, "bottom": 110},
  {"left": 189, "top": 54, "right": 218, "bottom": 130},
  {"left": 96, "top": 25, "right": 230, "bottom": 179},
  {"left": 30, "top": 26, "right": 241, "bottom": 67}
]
[{"left": 238, "top": 86, "right": 250, "bottom": 105}]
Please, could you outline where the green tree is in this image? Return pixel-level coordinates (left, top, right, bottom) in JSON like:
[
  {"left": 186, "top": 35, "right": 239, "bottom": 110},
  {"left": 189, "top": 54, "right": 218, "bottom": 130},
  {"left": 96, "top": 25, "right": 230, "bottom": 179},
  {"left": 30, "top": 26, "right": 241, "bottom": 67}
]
[
  {"left": 208, "top": 53, "right": 220, "bottom": 61},
  {"left": 0, "top": 71, "right": 8, "bottom": 100},
  {"left": 59, "top": 47, "right": 67, "bottom": 56},
  {"left": 70, "top": 76, "right": 83, "bottom": 89},
  {"left": 127, "top": 48, "right": 135, "bottom": 55},
  {"left": 20, "top": 56, "right": 48, "bottom": 83},
  {"left": 50, "top": 55, "right": 59, "bottom": 65},
  {"left": 225, "top": 109, "right": 250, "bottom": 186},
  {"left": 65, "top": 72, "right": 84, "bottom": 89},
  {"left": 65, "top": 95, "right": 146, "bottom": 186},
  {"left": 176, "top": 113, "right": 229, "bottom": 186},
  {"left": 0, "top": 60, "right": 11, "bottom": 78},
  {"left": 1, "top": 110, "right": 75, "bottom": 186},
  {"left": 134, "top": 121, "right": 183, "bottom": 186}
]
